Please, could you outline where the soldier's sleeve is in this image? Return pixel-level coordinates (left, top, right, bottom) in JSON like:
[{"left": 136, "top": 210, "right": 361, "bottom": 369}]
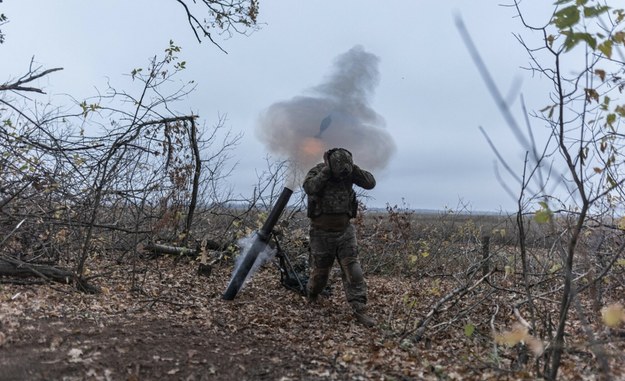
[
  {"left": 303, "top": 163, "right": 331, "bottom": 195},
  {"left": 352, "top": 165, "right": 376, "bottom": 190}
]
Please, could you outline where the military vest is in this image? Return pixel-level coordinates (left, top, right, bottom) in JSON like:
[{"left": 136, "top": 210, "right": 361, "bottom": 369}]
[{"left": 307, "top": 178, "right": 357, "bottom": 218}]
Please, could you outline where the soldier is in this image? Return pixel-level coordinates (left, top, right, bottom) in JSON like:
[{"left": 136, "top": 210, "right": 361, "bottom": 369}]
[{"left": 303, "top": 147, "right": 376, "bottom": 327}]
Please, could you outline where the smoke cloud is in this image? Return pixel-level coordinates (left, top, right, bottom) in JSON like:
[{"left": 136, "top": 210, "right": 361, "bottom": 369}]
[
  {"left": 230, "top": 234, "right": 276, "bottom": 286},
  {"left": 256, "top": 45, "right": 396, "bottom": 180}
]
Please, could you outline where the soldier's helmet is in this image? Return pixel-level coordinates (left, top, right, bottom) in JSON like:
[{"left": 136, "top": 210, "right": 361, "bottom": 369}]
[{"left": 327, "top": 148, "right": 353, "bottom": 179}]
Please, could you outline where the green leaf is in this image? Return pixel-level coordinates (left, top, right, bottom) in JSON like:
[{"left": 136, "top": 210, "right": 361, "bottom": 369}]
[
  {"left": 562, "top": 31, "right": 597, "bottom": 51},
  {"left": 464, "top": 323, "right": 475, "bottom": 337},
  {"left": 535, "top": 202, "right": 553, "bottom": 224},
  {"left": 606, "top": 113, "right": 616, "bottom": 128},
  {"left": 598, "top": 40, "right": 613, "bottom": 58},
  {"left": 130, "top": 67, "right": 142, "bottom": 79},
  {"left": 535, "top": 210, "right": 552, "bottom": 224},
  {"left": 584, "top": 5, "right": 610, "bottom": 18},
  {"left": 553, "top": 6, "right": 580, "bottom": 29},
  {"left": 578, "top": 32, "right": 597, "bottom": 49}
]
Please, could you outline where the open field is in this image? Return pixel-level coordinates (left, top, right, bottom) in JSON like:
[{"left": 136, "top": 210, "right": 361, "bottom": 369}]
[{"left": 1, "top": 209, "right": 624, "bottom": 380}]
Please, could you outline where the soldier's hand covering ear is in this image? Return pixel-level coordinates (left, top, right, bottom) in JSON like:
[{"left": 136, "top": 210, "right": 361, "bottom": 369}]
[
  {"left": 328, "top": 149, "right": 353, "bottom": 180},
  {"left": 321, "top": 164, "right": 332, "bottom": 177},
  {"left": 323, "top": 150, "right": 333, "bottom": 173}
]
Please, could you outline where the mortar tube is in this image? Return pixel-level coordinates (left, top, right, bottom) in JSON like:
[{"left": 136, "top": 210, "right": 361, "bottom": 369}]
[{"left": 222, "top": 187, "right": 294, "bottom": 300}]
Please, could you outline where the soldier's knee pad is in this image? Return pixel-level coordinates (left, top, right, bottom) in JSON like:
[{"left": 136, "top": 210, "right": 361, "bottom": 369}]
[{"left": 344, "top": 261, "right": 364, "bottom": 285}]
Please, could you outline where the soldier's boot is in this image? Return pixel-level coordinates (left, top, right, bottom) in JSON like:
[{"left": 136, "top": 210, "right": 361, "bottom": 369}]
[
  {"left": 352, "top": 303, "right": 376, "bottom": 327},
  {"left": 307, "top": 290, "right": 319, "bottom": 304}
]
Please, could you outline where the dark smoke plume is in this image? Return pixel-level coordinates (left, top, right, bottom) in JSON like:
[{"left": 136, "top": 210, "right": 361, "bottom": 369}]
[{"left": 256, "top": 45, "right": 396, "bottom": 177}]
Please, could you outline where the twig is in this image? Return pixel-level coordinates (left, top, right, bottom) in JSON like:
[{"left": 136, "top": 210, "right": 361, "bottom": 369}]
[
  {"left": 0, "top": 67, "right": 63, "bottom": 94},
  {"left": 0, "top": 218, "right": 26, "bottom": 248},
  {"left": 490, "top": 304, "right": 501, "bottom": 366},
  {"left": 404, "top": 270, "right": 494, "bottom": 342},
  {"left": 513, "top": 306, "right": 532, "bottom": 330}
]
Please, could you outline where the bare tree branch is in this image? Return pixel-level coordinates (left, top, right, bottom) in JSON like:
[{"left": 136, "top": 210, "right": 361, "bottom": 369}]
[{"left": 0, "top": 67, "right": 63, "bottom": 94}]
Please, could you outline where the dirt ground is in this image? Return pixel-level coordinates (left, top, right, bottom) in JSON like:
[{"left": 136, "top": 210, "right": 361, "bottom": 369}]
[
  {"left": 0, "top": 316, "right": 324, "bottom": 381},
  {"left": 0, "top": 257, "right": 420, "bottom": 381},
  {"left": 1, "top": 255, "right": 623, "bottom": 381}
]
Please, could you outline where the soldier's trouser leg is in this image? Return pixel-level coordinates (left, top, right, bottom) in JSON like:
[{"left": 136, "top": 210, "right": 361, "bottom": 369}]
[
  {"left": 307, "top": 228, "right": 336, "bottom": 297},
  {"left": 336, "top": 225, "right": 367, "bottom": 307}
]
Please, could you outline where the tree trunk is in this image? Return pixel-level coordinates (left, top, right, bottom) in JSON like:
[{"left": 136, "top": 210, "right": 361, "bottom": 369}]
[{"left": 0, "top": 258, "right": 98, "bottom": 293}]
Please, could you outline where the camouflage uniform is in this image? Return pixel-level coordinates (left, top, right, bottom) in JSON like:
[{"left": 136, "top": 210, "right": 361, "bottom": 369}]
[{"left": 303, "top": 148, "right": 376, "bottom": 326}]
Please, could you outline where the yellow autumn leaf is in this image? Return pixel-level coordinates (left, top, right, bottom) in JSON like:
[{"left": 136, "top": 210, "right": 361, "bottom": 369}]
[
  {"left": 549, "top": 263, "right": 562, "bottom": 273},
  {"left": 618, "top": 217, "right": 625, "bottom": 230},
  {"left": 534, "top": 209, "right": 551, "bottom": 223},
  {"left": 601, "top": 303, "right": 625, "bottom": 327},
  {"left": 504, "top": 265, "right": 514, "bottom": 277},
  {"left": 341, "top": 353, "right": 354, "bottom": 362}
]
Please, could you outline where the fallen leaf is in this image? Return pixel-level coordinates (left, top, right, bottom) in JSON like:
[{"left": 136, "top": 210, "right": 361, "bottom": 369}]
[{"left": 68, "top": 348, "right": 83, "bottom": 363}]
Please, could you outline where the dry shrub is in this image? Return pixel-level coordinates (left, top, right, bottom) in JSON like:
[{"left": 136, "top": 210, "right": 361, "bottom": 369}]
[{"left": 354, "top": 203, "right": 520, "bottom": 277}]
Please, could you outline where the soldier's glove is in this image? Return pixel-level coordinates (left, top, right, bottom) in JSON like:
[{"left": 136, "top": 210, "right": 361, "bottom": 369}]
[
  {"left": 323, "top": 150, "right": 333, "bottom": 174},
  {"left": 321, "top": 165, "right": 332, "bottom": 177}
]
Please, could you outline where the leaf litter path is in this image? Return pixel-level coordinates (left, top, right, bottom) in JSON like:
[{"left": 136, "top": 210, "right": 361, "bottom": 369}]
[
  {"left": 0, "top": 256, "right": 621, "bottom": 380},
  {"left": 0, "top": 256, "right": 416, "bottom": 381}
]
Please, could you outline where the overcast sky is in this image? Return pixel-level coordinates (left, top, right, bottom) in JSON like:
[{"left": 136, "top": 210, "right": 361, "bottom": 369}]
[{"left": 2, "top": 0, "right": 561, "bottom": 212}]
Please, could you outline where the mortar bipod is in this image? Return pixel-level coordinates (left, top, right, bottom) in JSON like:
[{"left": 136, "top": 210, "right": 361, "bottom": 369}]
[{"left": 271, "top": 232, "right": 306, "bottom": 295}]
